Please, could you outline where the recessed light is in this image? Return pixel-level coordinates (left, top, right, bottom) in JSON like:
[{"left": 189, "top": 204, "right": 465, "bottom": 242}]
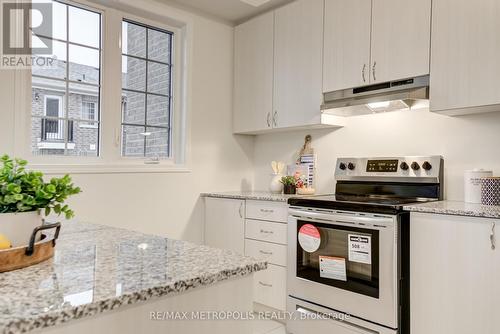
[{"left": 240, "top": 0, "right": 272, "bottom": 7}]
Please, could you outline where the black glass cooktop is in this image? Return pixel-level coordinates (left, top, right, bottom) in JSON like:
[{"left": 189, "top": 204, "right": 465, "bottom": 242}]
[{"left": 288, "top": 194, "right": 437, "bottom": 214}]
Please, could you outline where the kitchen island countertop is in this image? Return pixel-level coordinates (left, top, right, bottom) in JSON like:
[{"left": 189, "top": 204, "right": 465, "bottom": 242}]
[{"left": 0, "top": 222, "right": 266, "bottom": 334}]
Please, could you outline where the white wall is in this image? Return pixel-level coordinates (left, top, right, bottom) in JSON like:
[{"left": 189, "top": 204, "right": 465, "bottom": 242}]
[
  {"left": 253, "top": 108, "right": 500, "bottom": 201},
  {"left": 0, "top": 2, "right": 254, "bottom": 243}
]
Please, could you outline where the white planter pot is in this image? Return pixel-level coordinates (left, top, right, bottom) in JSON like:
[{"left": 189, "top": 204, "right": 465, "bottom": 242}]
[{"left": 0, "top": 211, "right": 43, "bottom": 247}]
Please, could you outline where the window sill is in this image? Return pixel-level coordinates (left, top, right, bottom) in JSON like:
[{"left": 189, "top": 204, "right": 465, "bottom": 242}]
[
  {"left": 37, "top": 142, "right": 76, "bottom": 150},
  {"left": 79, "top": 124, "right": 98, "bottom": 129},
  {"left": 28, "top": 163, "right": 191, "bottom": 175}
]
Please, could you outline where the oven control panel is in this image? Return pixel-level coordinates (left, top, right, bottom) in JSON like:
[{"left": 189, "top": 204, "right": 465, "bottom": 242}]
[
  {"left": 366, "top": 159, "right": 399, "bottom": 172},
  {"left": 335, "top": 156, "right": 443, "bottom": 182}
]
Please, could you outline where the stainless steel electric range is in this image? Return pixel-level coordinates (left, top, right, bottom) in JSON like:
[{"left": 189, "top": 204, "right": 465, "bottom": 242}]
[{"left": 286, "top": 156, "right": 443, "bottom": 334}]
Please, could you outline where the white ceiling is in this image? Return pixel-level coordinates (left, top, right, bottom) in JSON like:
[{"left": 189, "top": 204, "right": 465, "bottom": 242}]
[{"left": 155, "top": 0, "right": 294, "bottom": 24}]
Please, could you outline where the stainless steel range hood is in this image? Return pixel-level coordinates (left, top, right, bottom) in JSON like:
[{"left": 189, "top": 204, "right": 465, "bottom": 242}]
[{"left": 321, "top": 75, "right": 429, "bottom": 116}]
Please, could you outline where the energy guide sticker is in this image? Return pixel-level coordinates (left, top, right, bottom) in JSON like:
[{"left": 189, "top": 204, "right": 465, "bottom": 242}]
[{"left": 348, "top": 234, "right": 372, "bottom": 264}]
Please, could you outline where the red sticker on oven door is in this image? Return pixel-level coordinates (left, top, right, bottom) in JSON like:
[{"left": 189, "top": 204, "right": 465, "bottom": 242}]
[{"left": 298, "top": 224, "right": 321, "bottom": 253}]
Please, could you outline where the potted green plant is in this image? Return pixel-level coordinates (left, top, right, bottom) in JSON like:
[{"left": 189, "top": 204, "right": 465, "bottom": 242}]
[
  {"left": 280, "top": 175, "right": 297, "bottom": 195},
  {"left": 0, "top": 155, "right": 81, "bottom": 247}
]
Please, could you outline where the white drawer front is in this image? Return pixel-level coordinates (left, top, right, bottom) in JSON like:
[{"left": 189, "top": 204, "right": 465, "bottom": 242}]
[
  {"left": 254, "top": 264, "right": 286, "bottom": 311},
  {"left": 245, "top": 239, "right": 287, "bottom": 266},
  {"left": 246, "top": 200, "right": 288, "bottom": 223},
  {"left": 245, "top": 219, "right": 287, "bottom": 245}
]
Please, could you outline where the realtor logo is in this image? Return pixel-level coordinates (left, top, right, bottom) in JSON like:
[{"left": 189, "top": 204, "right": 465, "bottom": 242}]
[{"left": 1, "top": 1, "right": 53, "bottom": 68}]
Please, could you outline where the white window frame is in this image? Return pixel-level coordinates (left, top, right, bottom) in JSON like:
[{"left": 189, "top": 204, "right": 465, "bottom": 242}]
[
  {"left": 80, "top": 100, "right": 98, "bottom": 128},
  {"left": 13, "top": 0, "right": 192, "bottom": 174}
]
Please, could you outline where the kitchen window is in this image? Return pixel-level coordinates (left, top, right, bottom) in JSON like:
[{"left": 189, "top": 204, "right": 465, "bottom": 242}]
[
  {"left": 19, "top": 0, "right": 188, "bottom": 172},
  {"left": 31, "top": 0, "right": 101, "bottom": 157},
  {"left": 121, "top": 20, "right": 173, "bottom": 158}
]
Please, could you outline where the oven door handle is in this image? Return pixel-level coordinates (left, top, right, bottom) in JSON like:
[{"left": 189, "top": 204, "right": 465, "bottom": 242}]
[{"left": 289, "top": 209, "right": 394, "bottom": 227}]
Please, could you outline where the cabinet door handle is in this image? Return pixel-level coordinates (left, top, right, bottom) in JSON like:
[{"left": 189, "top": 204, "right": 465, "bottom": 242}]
[
  {"left": 491, "top": 222, "right": 496, "bottom": 250},
  {"left": 260, "top": 229, "right": 274, "bottom": 234},
  {"left": 258, "top": 281, "right": 273, "bottom": 288},
  {"left": 238, "top": 202, "right": 243, "bottom": 219},
  {"left": 260, "top": 208, "right": 274, "bottom": 213},
  {"left": 266, "top": 112, "right": 271, "bottom": 127},
  {"left": 372, "top": 61, "right": 377, "bottom": 81},
  {"left": 362, "top": 64, "right": 366, "bottom": 82},
  {"left": 273, "top": 111, "right": 278, "bottom": 127},
  {"left": 259, "top": 250, "right": 273, "bottom": 255}
]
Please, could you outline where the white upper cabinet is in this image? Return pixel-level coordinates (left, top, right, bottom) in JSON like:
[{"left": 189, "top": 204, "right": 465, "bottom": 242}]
[
  {"left": 273, "top": 0, "right": 324, "bottom": 128},
  {"left": 370, "top": 0, "right": 431, "bottom": 83},
  {"left": 323, "top": 0, "right": 372, "bottom": 92},
  {"left": 233, "top": 12, "right": 274, "bottom": 133},
  {"left": 323, "top": 0, "right": 431, "bottom": 92},
  {"left": 233, "top": 0, "right": 345, "bottom": 134},
  {"left": 430, "top": 0, "right": 500, "bottom": 115}
]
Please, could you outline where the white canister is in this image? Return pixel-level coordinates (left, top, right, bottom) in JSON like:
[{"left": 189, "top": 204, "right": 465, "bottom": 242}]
[{"left": 464, "top": 169, "right": 493, "bottom": 203}]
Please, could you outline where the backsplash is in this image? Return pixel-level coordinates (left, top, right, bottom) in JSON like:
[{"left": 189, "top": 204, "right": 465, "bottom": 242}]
[{"left": 252, "top": 108, "right": 500, "bottom": 201}]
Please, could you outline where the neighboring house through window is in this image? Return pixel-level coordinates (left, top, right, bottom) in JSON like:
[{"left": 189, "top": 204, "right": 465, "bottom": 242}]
[
  {"left": 31, "top": 1, "right": 101, "bottom": 157},
  {"left": 121, "top": 20, "right": 173, "bottom": 158},
  {"left": 43, "top": 95, "right": 63, "bottom": 141}
]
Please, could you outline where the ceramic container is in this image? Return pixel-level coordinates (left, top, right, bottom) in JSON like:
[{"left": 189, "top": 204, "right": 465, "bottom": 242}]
[
  {"left": 269, "top": 173, "right": 284, "bottom": 194},
  {"left": 481, "top": 177, "right": 500, "bottom": 206},
  {"left": 464, "top": 169, "right": 493, "bottom": 203},
  {"left": 0, "top": 211, "right": 43, "bottom": 247}
]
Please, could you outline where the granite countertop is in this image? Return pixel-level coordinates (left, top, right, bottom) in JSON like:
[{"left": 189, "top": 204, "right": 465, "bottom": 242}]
[
  {"left": 201, "top": 191, "right": 312, "bottom": 202},
  {"left": 404, "top": 200, "right": 500, "bottom": 219},
  {"left": 0, "top": 222, "right": 267, "bottom": 334}
]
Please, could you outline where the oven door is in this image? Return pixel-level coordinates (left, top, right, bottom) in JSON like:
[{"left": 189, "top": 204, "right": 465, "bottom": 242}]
[{"left": 287, "top": 207, "right": 399, "bottom": 329}]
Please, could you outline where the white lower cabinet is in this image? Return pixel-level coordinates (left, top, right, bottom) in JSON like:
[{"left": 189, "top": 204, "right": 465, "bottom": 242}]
[
  {"left": 205, "top": 197, "right": 289, "bottom": 311},
  {"left": 245, "top": 219, "right": 287, "bottom": 245},
  {"left": 411, "top": 212, "right": 500, "bottom": 334},
  {"left": 204, "top": 198, "right": 245, "bottom": 254},
  {"left": 244, "top": 239, "right": 287, "bottom": 267},
  {"left": 245, "top": 217, "right": 288, "bottom": 311},
  {"left": 253, "top": 264, "right": 287, "bottom": 311}
]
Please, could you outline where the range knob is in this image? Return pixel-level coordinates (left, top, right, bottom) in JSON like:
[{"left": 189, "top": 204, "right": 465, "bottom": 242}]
[
  {"left": 422, "top": 161, "right": 432, "bottom": 171},
  {"left": 339, "top": 162, "right": 347, "bottom": 170},
  {"left": 400, "top": 162, "right": 409, "bottom": 171},
  {"left": 411, "top": 162, "right": 420, "bottom": 171},
  {"left": 347, "top": 162, "right": 356, "bottom": 170}
]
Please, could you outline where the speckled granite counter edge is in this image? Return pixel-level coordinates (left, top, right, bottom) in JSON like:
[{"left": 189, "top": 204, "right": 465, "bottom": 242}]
[
  {"left": 2, "top": 261, "right": 267, "bottom": 334},
  {"left": 201, "top": 192, "right": 290, "bottom": 202},
  {"left": 403, "top": 201, "right": 500, "bottom": 219}
]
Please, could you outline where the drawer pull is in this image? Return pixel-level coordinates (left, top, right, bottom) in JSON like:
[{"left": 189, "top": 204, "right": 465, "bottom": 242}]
[
  {"left": 260, "top": 229, "right": 274, "bottom": 234},
  {"left": 258, "top": 281, "right": 273, "bottom": 288},
  {"left": 259, "top": 250, "right": 273, "bottom": 255},
  {"left": 260, "top": 209, "right": 274, "bottom": 213}
]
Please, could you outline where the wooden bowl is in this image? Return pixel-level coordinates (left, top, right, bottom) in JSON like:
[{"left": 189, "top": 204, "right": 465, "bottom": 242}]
[{"left": 0, "top": 222, "right": 61, "bottom": 273}]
